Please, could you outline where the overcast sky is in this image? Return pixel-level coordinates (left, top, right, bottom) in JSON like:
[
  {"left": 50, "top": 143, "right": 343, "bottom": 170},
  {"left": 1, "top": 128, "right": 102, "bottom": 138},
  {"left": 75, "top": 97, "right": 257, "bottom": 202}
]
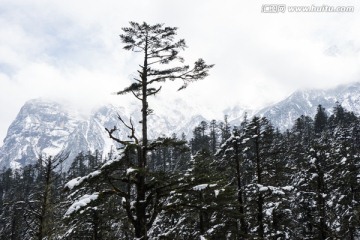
[{"left": 1, "top": 0, "right": 360, "bottom": 143}]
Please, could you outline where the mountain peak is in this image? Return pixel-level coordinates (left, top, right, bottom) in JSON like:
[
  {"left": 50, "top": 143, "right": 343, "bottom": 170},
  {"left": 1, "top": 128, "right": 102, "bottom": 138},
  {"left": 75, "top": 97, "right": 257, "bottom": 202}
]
[
  {"left": 257, "top": 81, "right": 360, "bottom": 131},
  {"left": 0, "top": 98, "right": 215, "bottom": 170},
  {"left": 2, "top": 82, "right": 360, "bottom": 170}
]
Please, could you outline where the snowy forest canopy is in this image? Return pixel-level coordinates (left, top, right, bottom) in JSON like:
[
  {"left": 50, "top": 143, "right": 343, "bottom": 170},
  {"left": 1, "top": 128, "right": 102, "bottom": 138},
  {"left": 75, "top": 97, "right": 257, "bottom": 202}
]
[
  {"left": 1, "top": 21, "right": 360, "bottom": 240},
  {"left": 0, "top": 103, "right": 360, "bottom": 239}
]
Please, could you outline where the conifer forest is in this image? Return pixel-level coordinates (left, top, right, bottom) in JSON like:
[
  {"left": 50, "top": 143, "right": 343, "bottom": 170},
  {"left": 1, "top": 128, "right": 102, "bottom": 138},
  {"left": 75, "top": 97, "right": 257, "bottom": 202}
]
[{"left": 0, "top": 22, "right": 359, "bottom": 240}]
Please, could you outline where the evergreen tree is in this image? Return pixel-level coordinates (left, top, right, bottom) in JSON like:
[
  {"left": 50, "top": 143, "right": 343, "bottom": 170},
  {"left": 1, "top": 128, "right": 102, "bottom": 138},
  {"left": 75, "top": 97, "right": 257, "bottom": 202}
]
[
  {"left": 0, "top": 168, "right": 28, "bottom": 240},
  {"left": 66, "top": 21, "right": 213, "bottom": 240},
  {"left": 314, "top": 105, "right": 328, "bottom": 135},
  {"left": 24, "top": 153, "right": 68, "bottom": 240},
  {"left": 209, "top": 120, "right": 218, "bottom": 155},
  {"left": 242, "top": 116, "right": 294, "bottom": 239},
  {"left": 156, "top": 149, "right": 233, "bottom": 239},
  {"left": 219, "top": 115, "right": 231, "bottom": 144},
  {"left": 190, "top": 121, "right": 211, "bottom": 154},
  {"left": 215, "top": 126, "right": 249, "bottom": 238},
  {"left": 327, "top": 109, "right": 360, "bottom": 239}
]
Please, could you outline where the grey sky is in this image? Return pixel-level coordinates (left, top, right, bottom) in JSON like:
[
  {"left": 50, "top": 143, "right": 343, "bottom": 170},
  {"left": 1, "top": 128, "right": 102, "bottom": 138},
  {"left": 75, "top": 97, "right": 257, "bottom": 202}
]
[{"left": 1, "top": 0, "right": 360, "bottom": 144}]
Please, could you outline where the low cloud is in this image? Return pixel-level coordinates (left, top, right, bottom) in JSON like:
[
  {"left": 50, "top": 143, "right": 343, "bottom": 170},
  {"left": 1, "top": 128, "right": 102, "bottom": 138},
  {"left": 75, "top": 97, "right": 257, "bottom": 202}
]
[{"left": 1, "top": 0, "right": 360, "bottom": 143}]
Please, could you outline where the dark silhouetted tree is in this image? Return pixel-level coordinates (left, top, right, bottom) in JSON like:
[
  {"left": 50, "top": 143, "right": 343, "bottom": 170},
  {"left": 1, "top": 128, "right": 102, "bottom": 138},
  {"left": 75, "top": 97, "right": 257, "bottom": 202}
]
[{"left": 66, "top": 21, "right": 213, "bottom": 240}]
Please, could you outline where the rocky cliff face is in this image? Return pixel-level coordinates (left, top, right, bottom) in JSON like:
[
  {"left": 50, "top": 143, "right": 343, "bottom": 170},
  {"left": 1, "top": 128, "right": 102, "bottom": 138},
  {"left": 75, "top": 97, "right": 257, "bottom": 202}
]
[
  {"left": 258, "top": 82, "right": 360, "bottom": 131},
  {"left": 0, "top": 98, "right": 210, "bottom": 170},
  {"left": 2, "top": 82, "right": 360, "bottom": 170}
]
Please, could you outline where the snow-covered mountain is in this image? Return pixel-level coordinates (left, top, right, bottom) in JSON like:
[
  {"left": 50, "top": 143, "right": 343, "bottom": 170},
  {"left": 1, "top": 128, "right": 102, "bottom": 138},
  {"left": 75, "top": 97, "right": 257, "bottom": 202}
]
[
  {"left": 2, "top": 81, "right": 360, "bottom": 170},
  {"left": 0, "top": 99, "right": 212, "bottom": 170},
  {"left": 258, "top": 82, "right": 360, "bottom": 131}
]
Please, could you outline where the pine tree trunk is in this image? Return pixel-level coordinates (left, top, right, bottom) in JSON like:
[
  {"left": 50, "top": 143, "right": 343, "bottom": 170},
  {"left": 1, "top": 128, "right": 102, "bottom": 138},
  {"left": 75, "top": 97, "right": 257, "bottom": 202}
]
[
  {"left": 134, "top": 34, "right": 149, "bottom": 240},
  {"left": 11, "top": 216, "right": 16, "bottom": 240},
  {"left": 318, "top": 197, "right": 326, "bottom": 239},
  {"left": 257, "top": 194, "right": 264, "bottom": 239},
  {"left": 92, "top": 210, "right": 100, "bottom": 240},
  {"left": 235, "top": 142, "right": 247, "bottom": 236},
  {"left": 199, "top": 192, "right": 205, "bottom": 235},
  {"left": 315, "top": 160, "right": 327, "bottom": 240},
  {"left": 255, "top": 133, "right": 264, "bottom": 239},
  {"left": 38, "top": 159, "right": 52, "bottom": 240}
]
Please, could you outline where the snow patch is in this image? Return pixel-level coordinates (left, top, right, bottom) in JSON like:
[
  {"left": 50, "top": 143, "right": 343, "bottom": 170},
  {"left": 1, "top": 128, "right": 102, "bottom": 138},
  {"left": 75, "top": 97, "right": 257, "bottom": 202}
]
[
  {"left": 65, "top": 170, "right": 102, "bottom": 190},
  {"left": 282, "top": 186, "right": 294, "bottom": 191},
  {"left": 193, "top": 184, "right": 209, "bottom": 191},
  {"left": 65, "top": 192, "right": 99, "bottom": 216},
  {"left": 126, "top": 167, "right": 137, "bottom": 175},
  {"left": 65, "top": 177, "right": 83, "bottom": 190},
  {"left": 259, "top": 186, "right": 268, "bottom": 192}
]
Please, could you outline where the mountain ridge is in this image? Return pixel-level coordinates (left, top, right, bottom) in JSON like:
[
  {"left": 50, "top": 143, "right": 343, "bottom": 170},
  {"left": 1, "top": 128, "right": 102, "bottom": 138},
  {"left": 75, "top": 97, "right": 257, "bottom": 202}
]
[
  {"left": 258, "top": 81, "right": 360, "bottom": 131},
  {"left": 0, "top": 98, "right": 217, "bottom": 170},
  {"left": 1, "top": 81, "right": 360, "bottom": 170}
]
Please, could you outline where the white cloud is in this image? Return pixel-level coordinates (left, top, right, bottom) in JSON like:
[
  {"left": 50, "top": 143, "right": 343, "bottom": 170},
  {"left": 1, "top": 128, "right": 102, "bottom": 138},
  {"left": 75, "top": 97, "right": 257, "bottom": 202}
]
[{"left": 0, "top": 0, "right": 360, "bottom": 143}]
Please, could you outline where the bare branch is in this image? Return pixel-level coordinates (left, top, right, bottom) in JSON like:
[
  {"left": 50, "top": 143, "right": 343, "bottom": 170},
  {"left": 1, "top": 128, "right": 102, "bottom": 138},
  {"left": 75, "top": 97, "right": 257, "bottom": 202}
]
[
  {"left": 131, "top": 90, "right": 143, "bottom": 101},
  {"left": 105, "top": 127, "right": 132, "bottom": 146},
  {"left": 146, "top": 86, "right": 162, "bottom": 97},
  {"left": 106, "top": 176, "right": 129, "bottom": 198},
  {"left": 117, "top": 114, "right": 139, "bottom": 144}
]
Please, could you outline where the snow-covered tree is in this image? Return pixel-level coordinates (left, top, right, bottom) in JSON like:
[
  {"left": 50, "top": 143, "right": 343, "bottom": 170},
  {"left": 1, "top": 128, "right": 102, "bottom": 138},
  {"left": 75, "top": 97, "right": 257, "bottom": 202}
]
[
  {"left": 65, "top": 21, "right": 213, "bottom": 240},
  {"left": 215, "top": 124, "right": 249, "bottom": 238}
]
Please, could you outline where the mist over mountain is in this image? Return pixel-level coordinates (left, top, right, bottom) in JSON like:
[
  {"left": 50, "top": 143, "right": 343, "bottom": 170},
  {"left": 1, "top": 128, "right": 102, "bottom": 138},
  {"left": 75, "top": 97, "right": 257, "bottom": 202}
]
[
  {"left": 0, "top": 98, "right": 215, "bottom": 170},
  {"left": 258, "top": 82, "right": 360, "bottom": 131},
  {"left": 1, "top": 82, "right": 360, "bottom": 170}
]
